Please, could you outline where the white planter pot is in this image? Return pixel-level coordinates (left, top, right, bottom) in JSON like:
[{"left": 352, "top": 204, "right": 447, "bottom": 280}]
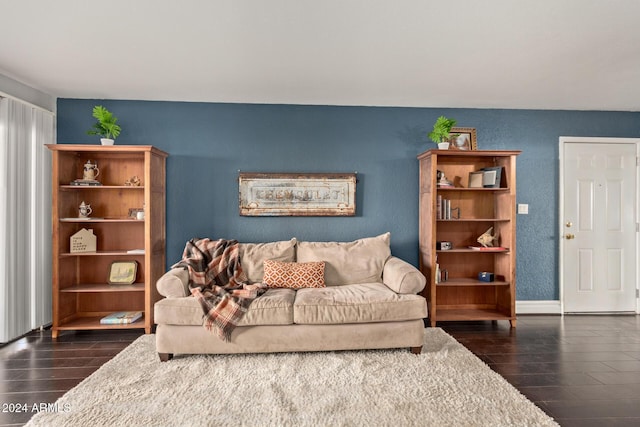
[
  {"left": 101, "top": 138, "right": 115, "bottom": 146},
  {"left": 438, "top": 142, "right": 450, "bottom": 150}
]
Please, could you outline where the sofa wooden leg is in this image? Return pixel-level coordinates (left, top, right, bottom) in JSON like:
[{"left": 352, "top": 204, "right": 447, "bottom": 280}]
[
  {"left": 410, "top": 346, "right": 422, "bottom": 355},
  {"left": 158, "top": 352, "right": 173, "bottom": 362}
]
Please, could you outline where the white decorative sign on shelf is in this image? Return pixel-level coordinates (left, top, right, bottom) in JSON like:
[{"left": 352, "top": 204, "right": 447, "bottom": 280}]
[{"left": 70, "top": 228, "right": 97, "bottom": 253}]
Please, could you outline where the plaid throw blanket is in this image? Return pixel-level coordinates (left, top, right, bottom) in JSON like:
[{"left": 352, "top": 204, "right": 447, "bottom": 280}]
[{"left": 172, "top": 238, "right": 266, "bottom": 342}]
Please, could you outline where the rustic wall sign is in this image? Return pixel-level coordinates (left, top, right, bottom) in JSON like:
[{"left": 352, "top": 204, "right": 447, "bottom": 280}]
[{"left": 239, "top": 173, "right": 356, "bottom": 216}]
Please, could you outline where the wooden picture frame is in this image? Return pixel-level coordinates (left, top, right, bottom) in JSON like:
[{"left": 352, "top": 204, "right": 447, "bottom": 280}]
[
  {"left": 449, "top": 127, "right": 477, "bottom": 150},
  {"left": 108, "top": 261, "right": 138, "bottom": 285},
  {"left": 468, "top": 171, "right": 484, "bottom": 188},
  {"left": 239, "top": 172, "right": 356, "bottom": 216}
]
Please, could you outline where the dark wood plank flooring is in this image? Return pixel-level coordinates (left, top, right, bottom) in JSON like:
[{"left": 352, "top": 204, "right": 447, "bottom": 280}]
[
  {"left": 0, "top": 329, "right": 142, "bottom": 426},
  {"left": 442, "top": 315, "right": 640, "bottom": 426},
  {"left": 2, "top": 315, "right": 640, "bottom": 426}
]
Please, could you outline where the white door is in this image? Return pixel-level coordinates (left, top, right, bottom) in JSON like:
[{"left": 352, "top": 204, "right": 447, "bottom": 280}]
[{"left": 561, "top": 139, "right": 638, "bottom": 312}]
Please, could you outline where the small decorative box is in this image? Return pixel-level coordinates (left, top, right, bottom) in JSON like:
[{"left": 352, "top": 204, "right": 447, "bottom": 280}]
[{"left": 478, "top": 272, "right": 494, "bottom": 282}]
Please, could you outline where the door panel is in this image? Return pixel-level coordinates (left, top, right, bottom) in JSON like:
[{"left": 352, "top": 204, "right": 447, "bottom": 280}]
[{"left": 563, "top": 142, "right": 636, "bottom": 312}]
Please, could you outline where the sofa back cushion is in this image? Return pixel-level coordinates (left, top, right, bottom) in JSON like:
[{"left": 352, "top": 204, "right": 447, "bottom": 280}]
[
  {"left": 296, "top": 233, "right": 391, "bottom": 286},
  {"left": 239, "top": 238, "right": 297, "bottom": 283}
]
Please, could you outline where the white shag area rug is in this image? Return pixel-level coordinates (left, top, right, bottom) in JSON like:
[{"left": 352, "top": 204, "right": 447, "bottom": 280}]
[{"left": 27, "top": 328, "right": 558, "bottom": 427}]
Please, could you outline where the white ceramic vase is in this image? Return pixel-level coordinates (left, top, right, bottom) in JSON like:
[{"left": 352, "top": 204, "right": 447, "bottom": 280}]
[
  {"left": 101, "top": 138, "right": 115, "bottom": 146},
  {"left": 438, "top": 142, "right": 450, "bottom": 150}
]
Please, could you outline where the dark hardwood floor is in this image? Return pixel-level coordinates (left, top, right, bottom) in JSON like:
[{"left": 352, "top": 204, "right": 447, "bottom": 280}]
[
  {"left": 0, "top": 329, "right": 141, "bottom": 426},
  {"left": 442, "top": 315, "right": 640, "bottom": 426},
  {"left": 2, "top": 315, "right": 640, "bottom": 426}
]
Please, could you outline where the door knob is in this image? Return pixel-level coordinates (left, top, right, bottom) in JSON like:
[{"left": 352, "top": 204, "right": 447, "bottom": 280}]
[{"left": 565, "top": 233, "right": 575, "bottom": 240}]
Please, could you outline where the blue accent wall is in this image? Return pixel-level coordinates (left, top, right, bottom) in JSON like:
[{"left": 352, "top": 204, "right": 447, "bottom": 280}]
[{"left": 56, "top": 99, "right": 640, "bottom": 301}]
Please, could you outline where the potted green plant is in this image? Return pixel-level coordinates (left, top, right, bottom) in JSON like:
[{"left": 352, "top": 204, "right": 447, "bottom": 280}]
[
  {"left": 87, "top": 105, "right": 121, "bottom": 145},
  {"left": 428, "top": 116, "right": 457, "bottom": 149}
]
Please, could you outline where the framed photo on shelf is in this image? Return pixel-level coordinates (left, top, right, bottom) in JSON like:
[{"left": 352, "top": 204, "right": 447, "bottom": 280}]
[
  {"left": 468, "top": 171, "right": 484, "bottom": 188},
  {"left": 481, "top": 166, "right": 504, "bottom": 188},
  {"left": 108, "top": 261, "right": 138, "bottom": 285},
  {"left": 449, "top": 127, "right": 477, "bottom": 150}
]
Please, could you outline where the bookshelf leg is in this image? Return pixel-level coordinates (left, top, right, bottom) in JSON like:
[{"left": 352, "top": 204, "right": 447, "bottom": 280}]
[
  {"left": 410, "top": 346, "right": 422, "bottom": 355},
  {"left": 510, "top": 319, "right": 517, "bottom": 328}
]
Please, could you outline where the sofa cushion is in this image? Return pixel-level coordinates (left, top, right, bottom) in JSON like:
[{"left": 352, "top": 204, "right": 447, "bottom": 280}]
[
  {"left": 239, "top": 238, "right": 297, "bottom": 283},
  {"left": 293, "top": 282, "right": 427, "bottom": 324},
  {"left": 154, "top": 288, "right": 296, "bottom": 326},
  {"left": 296, "top": 233, "right": 391, "bottom": 286},
  {"left": 263, "top": 260, "right": 326, "bottom": 289}
]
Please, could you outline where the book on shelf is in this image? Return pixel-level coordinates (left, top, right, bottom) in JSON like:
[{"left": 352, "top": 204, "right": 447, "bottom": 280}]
[
  {"left": 437, "top": 197, "right": 454, "bottom": 220},
  {"left": 468, "top": 246, "right": 507, "bottom": 251},
  {"left": 70, "top": 179, "right": 102, "bottom": 186},
  {"left": 100, "top": 311, "right": 143, "bottom": 325},
  {"left": 126, "top": 249, "right": 146, "bottom": 254}
]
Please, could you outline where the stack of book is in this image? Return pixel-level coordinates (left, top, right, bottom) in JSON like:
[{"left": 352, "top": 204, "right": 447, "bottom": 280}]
[{"left": 437, "top": 195, "right": 452, "bottom": 219}]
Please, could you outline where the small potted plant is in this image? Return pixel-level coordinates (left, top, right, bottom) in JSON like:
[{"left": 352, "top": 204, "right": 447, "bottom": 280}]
[
  {"left": 87, "top": 105, "right": 121, "bottom": 145},
  {"left": 428, "top": 116, "right": 457, "bottom": 149}
]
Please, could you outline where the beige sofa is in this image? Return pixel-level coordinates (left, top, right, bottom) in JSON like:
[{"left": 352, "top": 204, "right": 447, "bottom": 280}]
[{"left": 154, "top": 233, "right": 427, "bottom": 361}]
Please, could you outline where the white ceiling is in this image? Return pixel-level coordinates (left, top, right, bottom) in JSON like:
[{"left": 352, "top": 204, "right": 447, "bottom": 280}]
[{"left": 1, "top": 0, "right": 639, "bottom": 111}]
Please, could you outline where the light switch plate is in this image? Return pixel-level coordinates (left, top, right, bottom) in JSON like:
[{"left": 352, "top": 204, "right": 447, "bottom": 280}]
[{"left": 517, "top": 204, "right": 529, "bottom": 215}]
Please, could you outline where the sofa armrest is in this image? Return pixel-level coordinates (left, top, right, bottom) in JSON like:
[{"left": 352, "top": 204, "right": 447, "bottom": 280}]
[
  {"left": 156, "top": 268, "right": 190, "bottom": 298},
  {"left": 382, "top": 256, "right": 426, "bottom": 294}
]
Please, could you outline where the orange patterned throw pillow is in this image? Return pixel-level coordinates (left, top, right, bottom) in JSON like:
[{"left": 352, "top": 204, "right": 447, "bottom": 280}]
[{"left": 262, "top": 260, "right": 326, "bottom": 289}]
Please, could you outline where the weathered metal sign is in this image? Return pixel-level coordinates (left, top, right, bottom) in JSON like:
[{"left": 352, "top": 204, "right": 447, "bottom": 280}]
[{"left": 239, "top": 173, "right": 356, "bottom": 216}]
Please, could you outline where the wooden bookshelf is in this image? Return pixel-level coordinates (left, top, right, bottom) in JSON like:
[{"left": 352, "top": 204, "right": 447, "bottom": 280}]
[
  {"left": 418, "top": 149, "right": 520, "bottom": 327},
  {"left": 47, "top": 145, "right": 167, "bottom": 338}
]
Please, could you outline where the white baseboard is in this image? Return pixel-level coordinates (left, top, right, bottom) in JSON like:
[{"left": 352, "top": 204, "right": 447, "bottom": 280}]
[{"left": 516, "top": 300, "right": 562, "bottom": 314}]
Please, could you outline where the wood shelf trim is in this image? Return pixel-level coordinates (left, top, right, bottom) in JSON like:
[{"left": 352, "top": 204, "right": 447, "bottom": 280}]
[
  {"left": 60, "top": 185, "right": 145, "bottom": 190},
  {"left": 60, "top": 283, "right": 145, "bottom": 292},
  {"left": 437, "top": 218, "right": 510, "bottom": 222},
  {"left": 417, "top": 149, "right": 522, "bottom": 160},
  {"left": 437, "top": 187, "right": 510, "bottom": 192},
  {"left": 56, "top": 315, "right": 146, "bottom": 330},
  {"left": 434, "top": 308, "right": 514, "bottom": 321},
  {"left": 60, "top": 218, "right": 144, "bottom": 223},
  {"left": 46, "top": 144, "right": 168, "bottom": 157},
  {"left": 436, "top": 278, "right": 510, "bottom": 286},
  {"left": 436, "top": 249, "right": 510, "bottom": 254},
  {"left": 60, "top": 251, "right": 145, "bottom": 257}
]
